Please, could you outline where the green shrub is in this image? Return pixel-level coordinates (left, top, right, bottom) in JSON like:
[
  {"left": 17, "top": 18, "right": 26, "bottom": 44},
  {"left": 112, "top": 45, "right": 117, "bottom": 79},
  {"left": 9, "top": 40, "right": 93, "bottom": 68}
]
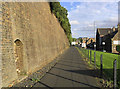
[{"left": 116, "top": 45, "right": 120, "bottom": 53}]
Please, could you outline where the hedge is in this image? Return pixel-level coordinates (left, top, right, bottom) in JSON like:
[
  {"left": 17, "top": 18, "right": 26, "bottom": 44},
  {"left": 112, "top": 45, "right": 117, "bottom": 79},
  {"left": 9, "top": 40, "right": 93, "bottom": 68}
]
[{"left": 116, "top": 45, "right": 120, "bottom": 52}]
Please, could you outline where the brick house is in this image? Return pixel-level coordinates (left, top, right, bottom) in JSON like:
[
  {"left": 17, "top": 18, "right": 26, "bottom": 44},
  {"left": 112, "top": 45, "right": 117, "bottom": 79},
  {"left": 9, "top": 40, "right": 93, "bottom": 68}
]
[
  {"left": 112, "top": 25, "right": 120, "bottom": 53},
  {"left": 81, "top": 37, "right": 89, "bottom": 48},
  {"left": 96, "top": 26, "right": 119, "bottom": 53},
  {"left": 86, "top": 38, "right": 95, "bottom": 49},
  {"left": 82, "top": 37, "right": 89, "bottom": 43},
  {"left": 86, "top": 38, "right": 94, "bottom": 44}
]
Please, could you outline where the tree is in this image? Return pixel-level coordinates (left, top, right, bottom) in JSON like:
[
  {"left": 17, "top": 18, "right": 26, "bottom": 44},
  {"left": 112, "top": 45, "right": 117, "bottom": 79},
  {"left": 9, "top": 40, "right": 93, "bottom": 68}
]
[
  {"left": 73, "top": 38, "right": 77, "bottom": 42},
  {"left": 49, "top": 2, "right": 71, "bottom": 44}
]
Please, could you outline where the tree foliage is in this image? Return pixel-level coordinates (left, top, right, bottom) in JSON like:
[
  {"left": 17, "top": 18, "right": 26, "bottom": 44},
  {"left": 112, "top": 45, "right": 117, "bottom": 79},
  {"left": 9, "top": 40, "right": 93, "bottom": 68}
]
[
  {"left": 72, "top": 38, "right": 77, "bottom": 42},
  {"left": 49, "top": 2, "right": 72, "bottom": 44},
  {"left": 78, "top": 38, "right": 83, "bottom": 43}
]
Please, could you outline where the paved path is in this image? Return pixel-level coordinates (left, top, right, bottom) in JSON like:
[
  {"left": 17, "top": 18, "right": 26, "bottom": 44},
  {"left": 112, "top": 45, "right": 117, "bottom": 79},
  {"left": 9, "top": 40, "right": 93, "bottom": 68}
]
[{"left": 32, "top": 47, "right": 100, "bottom": 89}]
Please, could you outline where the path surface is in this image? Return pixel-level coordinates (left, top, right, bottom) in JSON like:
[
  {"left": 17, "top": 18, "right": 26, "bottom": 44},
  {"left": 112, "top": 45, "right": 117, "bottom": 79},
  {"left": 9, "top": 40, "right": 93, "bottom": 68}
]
[{"left": 31, "top": 47, "right": 100, "bottom": 89}]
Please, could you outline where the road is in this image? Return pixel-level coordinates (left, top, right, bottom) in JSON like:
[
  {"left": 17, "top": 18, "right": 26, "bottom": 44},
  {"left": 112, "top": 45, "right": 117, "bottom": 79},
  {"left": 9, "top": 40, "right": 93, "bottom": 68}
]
[{"left": 30, "top": 47, "right": 100, "bottom": 89}]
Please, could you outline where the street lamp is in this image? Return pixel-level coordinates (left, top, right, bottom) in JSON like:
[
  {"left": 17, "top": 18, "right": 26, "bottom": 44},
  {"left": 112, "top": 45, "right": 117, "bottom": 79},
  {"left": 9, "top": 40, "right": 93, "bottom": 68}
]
[
  {"left": 94, "top": 21, "right": 98, "bottom": 50},
  {"left": 102, "top": 42, "right": 106, "bottom": 52},
  {"left": 94, "top": 43, "right": 96, "bottom": 50}
]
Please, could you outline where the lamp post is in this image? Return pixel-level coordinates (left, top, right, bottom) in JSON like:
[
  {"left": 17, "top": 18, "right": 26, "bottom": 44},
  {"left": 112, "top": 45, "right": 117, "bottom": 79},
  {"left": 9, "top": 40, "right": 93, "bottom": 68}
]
[{"left": 94, "top": 21, "right": 96, "bottom": 50}]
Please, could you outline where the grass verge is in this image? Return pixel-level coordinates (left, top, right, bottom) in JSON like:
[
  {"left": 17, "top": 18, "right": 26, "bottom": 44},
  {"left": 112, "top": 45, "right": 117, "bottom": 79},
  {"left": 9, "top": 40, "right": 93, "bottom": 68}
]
[{"left": 76, "top": 47, "right": 120, "bottom": 88}]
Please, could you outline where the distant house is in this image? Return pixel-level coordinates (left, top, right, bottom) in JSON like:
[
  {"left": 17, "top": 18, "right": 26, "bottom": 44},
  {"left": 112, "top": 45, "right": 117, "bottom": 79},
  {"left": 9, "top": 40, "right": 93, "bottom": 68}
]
[
  {"left": 81, "top": 37, "right": 89, "bottom": 48},
  {"left": 82, "top": 37, "right": 89, "bottom": 42},
  {"left": 87, "top": 38, "right": 95, "bottom": 45},
  {"left": 86, "top": 38, "right": 96, "bottom": 49},
  {"left": 112, "top": 26, "right": 120, "bottom": 53},
  {"left": 96, "top": 26, "right": 119, "bottom": 53},
  {"left": 82, "top": 40, "right": 86, "bottom": 48},
  {"left": 76, "top": 39, "right": 80, "bottom": 44}
]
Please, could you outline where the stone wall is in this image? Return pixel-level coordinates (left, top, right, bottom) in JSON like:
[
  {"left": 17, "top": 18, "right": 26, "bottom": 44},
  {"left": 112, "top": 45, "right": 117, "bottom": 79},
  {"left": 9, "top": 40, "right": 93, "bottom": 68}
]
[
  {"left": 0, "top": 2, "right": 2, "bottom": 89},
  {"left": 1, "top": 2, "right": 69, "bottom": 87}
]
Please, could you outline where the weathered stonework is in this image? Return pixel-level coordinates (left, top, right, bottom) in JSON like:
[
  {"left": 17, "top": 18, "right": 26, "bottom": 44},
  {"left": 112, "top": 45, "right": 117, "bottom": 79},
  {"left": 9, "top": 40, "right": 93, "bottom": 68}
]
[
  {"left": 0, "top": 2, "right": 2, "bottom": 89},
  {"left": 1, "top": 2, "right": 69, "bottom": 87}
]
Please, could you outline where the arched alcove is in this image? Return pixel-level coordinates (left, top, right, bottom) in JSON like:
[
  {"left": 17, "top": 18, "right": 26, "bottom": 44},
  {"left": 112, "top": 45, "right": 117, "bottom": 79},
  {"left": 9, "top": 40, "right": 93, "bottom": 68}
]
[{"left": 14, "top": 39, "right": 25, "bottom": 76}]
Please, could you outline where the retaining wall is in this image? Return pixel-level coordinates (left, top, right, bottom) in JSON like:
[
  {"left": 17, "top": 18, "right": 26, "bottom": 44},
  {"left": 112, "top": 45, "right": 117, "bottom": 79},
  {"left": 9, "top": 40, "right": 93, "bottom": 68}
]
[{"left": 1, "top": 2, "right": 69, "bottom": 87}]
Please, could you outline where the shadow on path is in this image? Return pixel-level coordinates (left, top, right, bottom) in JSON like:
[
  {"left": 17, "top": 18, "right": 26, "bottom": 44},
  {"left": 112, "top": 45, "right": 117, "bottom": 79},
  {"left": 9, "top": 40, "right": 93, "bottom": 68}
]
[
  {"left": 53, "top": 66, "right": 120, "bottom": 81},
  {"left": 47, "top": 72, "right": 100, "bottom": 89}
]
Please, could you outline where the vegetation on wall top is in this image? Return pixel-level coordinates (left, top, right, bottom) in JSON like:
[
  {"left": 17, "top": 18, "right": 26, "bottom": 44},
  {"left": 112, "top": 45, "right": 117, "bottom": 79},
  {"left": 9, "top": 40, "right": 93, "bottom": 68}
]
[
  {"left": 49, "top": 2, "right": 72, "bottom": 44},
  {"left": 72, "top": 38, "right": 77, "bottom": 42}
]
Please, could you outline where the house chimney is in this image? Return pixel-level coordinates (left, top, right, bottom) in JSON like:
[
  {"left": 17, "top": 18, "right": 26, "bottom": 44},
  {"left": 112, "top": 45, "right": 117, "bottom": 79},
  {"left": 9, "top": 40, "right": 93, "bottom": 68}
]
[{"left": 113, "top": 26, "right": 116, "bottom": 32}]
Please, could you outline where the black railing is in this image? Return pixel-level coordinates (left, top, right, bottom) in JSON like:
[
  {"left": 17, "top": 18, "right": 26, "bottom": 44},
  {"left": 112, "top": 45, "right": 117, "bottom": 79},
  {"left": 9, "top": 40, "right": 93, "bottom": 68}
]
[{"left": 77, "top": 47, "right": 119, "bottom": 88}]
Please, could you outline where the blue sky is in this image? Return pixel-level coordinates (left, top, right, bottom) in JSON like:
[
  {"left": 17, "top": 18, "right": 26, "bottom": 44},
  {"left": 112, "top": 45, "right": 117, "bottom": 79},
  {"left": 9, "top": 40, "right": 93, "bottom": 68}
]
[{"left": 60, "top": 2, "right": 118, "bottom": 38}]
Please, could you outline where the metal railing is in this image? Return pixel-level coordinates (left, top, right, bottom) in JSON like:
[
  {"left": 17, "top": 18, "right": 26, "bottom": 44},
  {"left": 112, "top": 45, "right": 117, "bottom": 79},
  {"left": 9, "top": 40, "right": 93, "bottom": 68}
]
[{"left": 78, "top": 47, "right": 119, "bottom": 88}]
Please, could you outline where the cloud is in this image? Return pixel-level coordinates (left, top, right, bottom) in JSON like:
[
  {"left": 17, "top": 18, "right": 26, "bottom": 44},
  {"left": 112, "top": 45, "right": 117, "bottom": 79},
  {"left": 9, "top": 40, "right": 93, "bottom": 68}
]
[
  {"left": 72, "top": 32, "right": 79, "bottom": 38},
  {"left": 61, "top": 2, "right": 118, "bottom": 38},
  {"left": 70, "top": 2, "right": 74, "bottom": 6},
  {"left": 69, "top": 2, "right": 117, "bottom": 20},
  {"left": 60, "top": 0, "right": 119, "bottom": 2},
  {"left": 70, "top": 20, "right": 80, "bottom": 25},
  {"left": 67, "top": 12, "right": 70, "bottom": 17},
  {"left": 67, "top": 2, "right": 118, "bottom": 38},
  {"left": 73, "top": 28, "right": 81, "bottom": 31}
]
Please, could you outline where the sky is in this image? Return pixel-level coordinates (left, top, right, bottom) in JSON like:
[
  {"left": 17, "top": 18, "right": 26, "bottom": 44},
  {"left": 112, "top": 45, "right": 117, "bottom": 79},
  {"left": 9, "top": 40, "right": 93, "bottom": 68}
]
[{"left": 60, "top": 2, "right": 118, "bottom": 38}]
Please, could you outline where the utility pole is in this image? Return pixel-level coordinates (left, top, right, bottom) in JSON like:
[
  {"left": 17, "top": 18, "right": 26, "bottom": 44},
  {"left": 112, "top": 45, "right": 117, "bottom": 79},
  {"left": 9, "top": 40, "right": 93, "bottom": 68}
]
[{"left": 94, "top": 21, "right": 96, "bottom": 50}]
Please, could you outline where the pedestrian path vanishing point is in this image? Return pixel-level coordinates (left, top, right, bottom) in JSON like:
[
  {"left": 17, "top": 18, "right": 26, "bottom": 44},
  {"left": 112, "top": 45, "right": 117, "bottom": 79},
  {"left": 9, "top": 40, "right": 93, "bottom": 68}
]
[{"left": 31, "top": 47, "right": 100, "bottom": 89}]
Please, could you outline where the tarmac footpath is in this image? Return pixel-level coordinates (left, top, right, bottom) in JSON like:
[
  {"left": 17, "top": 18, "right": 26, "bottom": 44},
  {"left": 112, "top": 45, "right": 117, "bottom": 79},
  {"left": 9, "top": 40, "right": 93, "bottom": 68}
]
[{"left": 30, "top": 46, "right": 100, "bottom": 89}]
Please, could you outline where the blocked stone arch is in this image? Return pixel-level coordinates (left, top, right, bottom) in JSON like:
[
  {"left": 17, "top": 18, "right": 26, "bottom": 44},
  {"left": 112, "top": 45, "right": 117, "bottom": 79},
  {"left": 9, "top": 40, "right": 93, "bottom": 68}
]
[{"left": 14, "top": 39, "right": 25, "bottom": 76}]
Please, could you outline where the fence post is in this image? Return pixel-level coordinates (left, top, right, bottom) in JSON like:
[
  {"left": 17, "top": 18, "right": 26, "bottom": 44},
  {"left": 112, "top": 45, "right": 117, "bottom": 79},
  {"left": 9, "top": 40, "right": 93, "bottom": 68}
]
[
  {"left": 94, "top": 52, "right": 96, "bottom": 69},
  {"left": 88, "top": 50, "right": 89, "bottom": 60},
  {"left": 100, "top": 54, "right": 103, "bottom": 78},
  {"left": 90, "top": 50, "right": 92, "bottom": 64},
  {"left": 113, "top": 59, "right": 117, "bottom": 89}
]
